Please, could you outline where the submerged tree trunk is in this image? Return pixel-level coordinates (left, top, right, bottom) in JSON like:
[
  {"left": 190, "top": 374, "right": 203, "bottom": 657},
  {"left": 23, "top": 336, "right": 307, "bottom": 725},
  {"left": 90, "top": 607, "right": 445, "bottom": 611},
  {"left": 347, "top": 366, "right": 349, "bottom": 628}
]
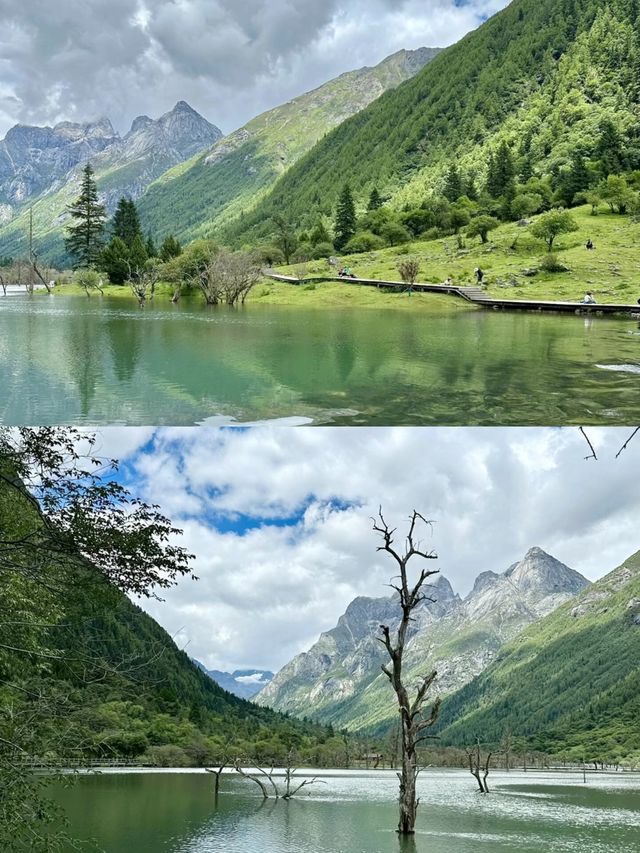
[
  {"left": 373, "top": 509, "right": 441, "bottom": 835},
  {"left": 467, "top": 740, "right": 491, "bottom": 794}
]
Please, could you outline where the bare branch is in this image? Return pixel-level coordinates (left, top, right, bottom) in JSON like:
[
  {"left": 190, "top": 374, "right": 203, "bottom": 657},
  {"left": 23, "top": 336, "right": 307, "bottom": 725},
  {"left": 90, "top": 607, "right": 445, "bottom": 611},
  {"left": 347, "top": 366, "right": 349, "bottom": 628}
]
[
  {"left": 616, "top": 427, "right": 640, "bottom": 459},
  {"left": 579, "top": 427, "right": 598, "bottom": 461},
  {"left": 233, "top": 761, "right": 270, "bottom": 799}
]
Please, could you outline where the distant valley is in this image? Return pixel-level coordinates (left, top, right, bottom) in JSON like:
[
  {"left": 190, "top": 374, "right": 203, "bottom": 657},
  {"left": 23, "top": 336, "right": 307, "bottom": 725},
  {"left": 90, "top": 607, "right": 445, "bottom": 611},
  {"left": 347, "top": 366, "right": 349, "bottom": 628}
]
[{"left": 194, "top": 663, "right": 274, "bottom": 699}]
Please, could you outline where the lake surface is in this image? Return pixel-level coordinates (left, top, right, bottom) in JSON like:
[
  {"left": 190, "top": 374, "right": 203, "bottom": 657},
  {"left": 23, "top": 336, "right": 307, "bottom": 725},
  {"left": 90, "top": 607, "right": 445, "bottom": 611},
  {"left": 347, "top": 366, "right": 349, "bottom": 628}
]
[
  {"left": 2, "top": 295, "right": 640, "bottom": 425},
  {"left": 53, "top": 768, "right": 640, "bottom": 853}
]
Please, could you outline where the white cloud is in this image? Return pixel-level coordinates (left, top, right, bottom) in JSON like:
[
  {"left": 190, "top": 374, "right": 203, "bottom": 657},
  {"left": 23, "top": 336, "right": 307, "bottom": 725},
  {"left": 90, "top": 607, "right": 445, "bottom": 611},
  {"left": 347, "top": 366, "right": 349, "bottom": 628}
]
[
  {"left": 92, "top": 426, "right": 640, "bottom": 673},
  {"left": 0, "top": 0, "right": 511, "bottom": 136}
]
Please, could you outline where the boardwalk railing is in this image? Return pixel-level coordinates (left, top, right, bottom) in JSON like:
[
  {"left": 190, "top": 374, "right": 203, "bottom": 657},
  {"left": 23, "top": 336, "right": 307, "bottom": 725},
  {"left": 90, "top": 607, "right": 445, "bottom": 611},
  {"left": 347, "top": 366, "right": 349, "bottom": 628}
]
[{"left": 17, "top": 757, "right": 145, "bottom": 769}]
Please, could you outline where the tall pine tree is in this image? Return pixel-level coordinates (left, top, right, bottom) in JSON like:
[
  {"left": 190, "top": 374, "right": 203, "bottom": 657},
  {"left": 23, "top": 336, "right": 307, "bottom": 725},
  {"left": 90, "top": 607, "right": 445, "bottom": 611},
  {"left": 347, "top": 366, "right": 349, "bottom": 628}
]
[
  {"left": 160, "top": 235, "right": 183, "bottom": 262},
  {"left": 334, "top": 184, "right": 357, "bottom": 250},
  {"left": 112, "top": 198, "right": 142, "bottom": 248},
  {"left": 367, "top": 188, "right": 383, "bottom": 210},
  {"left": 596, "top": 120, "right": 625, "bottom": 176},
  {"left": 65, "top": 164, "right": 106, "bottom": 268},
  {"left": 443, "top": 164, "right": 463, "bottom": 202},
  {"left": 485, "top": 141, "right": 516, "bottom": 201}
]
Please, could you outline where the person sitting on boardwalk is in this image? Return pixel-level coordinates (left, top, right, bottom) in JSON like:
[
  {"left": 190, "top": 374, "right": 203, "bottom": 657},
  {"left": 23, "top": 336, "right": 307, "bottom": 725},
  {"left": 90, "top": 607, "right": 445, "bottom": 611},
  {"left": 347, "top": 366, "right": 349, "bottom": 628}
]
[
  {"left": 581, "top": 291, "right": 597, "bottom": 304},
  {"left": 586, "top": 239, "right": 595, "bottom": 250},
  {"left": 338, "top": 266, "right": 355, "bottom": 278},
  {"left": 444, "top": 276, "right": 453, "bottom": 287}
]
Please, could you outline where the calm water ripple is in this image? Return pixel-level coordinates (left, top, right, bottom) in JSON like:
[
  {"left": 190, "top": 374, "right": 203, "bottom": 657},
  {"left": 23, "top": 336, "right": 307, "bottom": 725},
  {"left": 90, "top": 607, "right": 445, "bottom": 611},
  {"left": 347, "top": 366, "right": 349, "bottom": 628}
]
[
  {"left": 2, "top": 295, "right": 640, "bottom": 425},
  {"left": 52, "top": 769, "right": 640, "bottom": 853}
]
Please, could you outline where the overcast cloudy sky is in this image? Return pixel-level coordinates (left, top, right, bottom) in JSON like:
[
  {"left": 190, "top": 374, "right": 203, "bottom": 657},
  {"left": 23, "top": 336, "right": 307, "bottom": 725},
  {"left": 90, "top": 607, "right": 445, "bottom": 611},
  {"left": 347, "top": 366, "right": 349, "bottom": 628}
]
[
  {"left": 0, "top": 0, "right": 510, "bottom": 137},
  {"left": 88, "top": 426, "right": 640, "bottom": 675}
]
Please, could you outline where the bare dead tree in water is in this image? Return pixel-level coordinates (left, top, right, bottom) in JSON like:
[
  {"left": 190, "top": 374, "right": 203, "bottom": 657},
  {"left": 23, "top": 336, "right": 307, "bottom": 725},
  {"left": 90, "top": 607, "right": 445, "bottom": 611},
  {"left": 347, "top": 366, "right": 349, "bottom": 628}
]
[
  {"left": 580, "top": 426, "right": 640, "bottom": 460},
  {"left": 281, "top": 751, "right": 325, "bottom": 799},
  {"left": 467, "top": 739, "right": 492, "bottom": 793},
  {"left": 205, "top": 757, "right": 229, "bottom": 801},
  {"left": 500, "top": 727, "right": 513, "bottom": 772},
  {"left": 195, "top": 249, "right": 261, "bottom": 306},
  {"left": 233, "top": 761, "right": 272, "bottom": 799},
  {"left": 373, "top": 509, "right": 441, "bottom": 835},
  {"left": 233, "top": 753, "right": 324, "bottom": 800},
  {"left": 128, "top": 260, "right": 161, "bottom": 307},
  {"left": 31, "top": 251, "right": 53, "bottom": 293}
]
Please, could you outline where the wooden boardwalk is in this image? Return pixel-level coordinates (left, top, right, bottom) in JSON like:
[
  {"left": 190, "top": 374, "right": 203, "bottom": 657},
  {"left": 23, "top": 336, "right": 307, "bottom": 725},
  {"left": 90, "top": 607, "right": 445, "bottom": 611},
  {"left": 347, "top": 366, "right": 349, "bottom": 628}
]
[{"left": 264, "top": 273, "right": 640, "bottom": 316}]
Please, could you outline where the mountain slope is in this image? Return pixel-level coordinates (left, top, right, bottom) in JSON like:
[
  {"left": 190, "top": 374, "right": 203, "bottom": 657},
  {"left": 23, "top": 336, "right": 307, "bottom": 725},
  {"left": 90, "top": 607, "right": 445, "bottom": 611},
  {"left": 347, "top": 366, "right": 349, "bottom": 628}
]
[
  {"left": 0, "top": 462, "right": 336, "bottom": 767},
  {"left": 0, "top": 102, "right": 221, "bottom": 266},
  {"left": 194, "top": 662, "right": 274, "bottom": 699},
  {"left": 0, "top": 118, "right": 118, "bottom": 210},
  {"left": 437, "top": 550, "right": 640, "bottom": 764},
  {"left": 227, "top": 0, "right": 640, "bottom": 243},
  {"left": 256, "top": 548, "right": 588, "bottom": 733},
  {"left": 136, "top": 48, "right": 440, "bottom": 243}
]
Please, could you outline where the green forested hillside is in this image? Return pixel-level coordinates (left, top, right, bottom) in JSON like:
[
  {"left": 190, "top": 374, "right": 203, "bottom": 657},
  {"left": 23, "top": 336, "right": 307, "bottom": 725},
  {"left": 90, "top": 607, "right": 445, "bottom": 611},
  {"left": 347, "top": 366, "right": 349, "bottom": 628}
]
[
  {"left": 227, "top": 0, "right": 640, "bottom": 244},
  {"left": 436, "top": 551, "right": 640, "bottom": 764},
  {"left": 136, "top": 48, "right": 439, "bottom": 244},
  {"left": 0, "top": 447, "right": 343, "bottom": 770}
]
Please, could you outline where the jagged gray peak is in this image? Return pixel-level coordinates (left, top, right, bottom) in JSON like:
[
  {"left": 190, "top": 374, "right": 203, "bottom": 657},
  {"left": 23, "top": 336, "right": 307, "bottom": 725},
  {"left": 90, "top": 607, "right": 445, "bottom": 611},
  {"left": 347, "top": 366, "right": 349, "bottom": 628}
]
[
  {"left": 128, "top": 115, "right": 153, "bottom": 135},
  {"left": 0, "top": 102, "right": 221, "bottom": 210},
  {"left": 465, "top": 546, "right": 589, "bottom": 620},
  {"left": 0, "top": 118, "right": 119, "bottom": 203},
  {"left": 256, "top": 548, "right": 589, "bottom": 728}
]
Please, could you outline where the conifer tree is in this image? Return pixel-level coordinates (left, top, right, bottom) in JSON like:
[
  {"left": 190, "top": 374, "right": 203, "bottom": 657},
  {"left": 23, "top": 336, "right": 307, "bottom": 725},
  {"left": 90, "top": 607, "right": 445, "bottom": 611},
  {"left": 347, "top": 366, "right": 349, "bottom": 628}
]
[
  {"left": 100, "top": 237, "right": 130, "bottom": 284},
  {"left": 443, "top": 164, "right": 463, "bottom": 202},
  {"left": 145, "top": 233, "right": 158, "bottom": 258},
  {"left": 559, "top": 153, "right": 591, "bottom": 205},
  {"left": 160, "top": 235, "right": 183, "bottom": 262},
  {"left": 334, "top": 184, "right": 357, "bottom": 250},
  {"left": 485, "top": 153, "right": 500, "bottom": 198},
  {"left": 486, "top": 142, "right": 516, "bottom": 204},
  {"left": 112, "top": 198, "right": 142, "bottom": 248},
  {"left": 128, "top": 233, "right": 148, "bottom": 274},
  {"left": 309, "top": 220, "right": 331, "bottom": 246},
  {"left": 630, "top": 32, "right": 640, "bottom": 103},
  {"left": 596, "top": 120, "right": 624, "bottom": 176},
  {"left": 65, "top": 164, "right": 106, "bottom": 268},
  {"left": 367, "top": 188, "right": 383, "bottom": 210},
  {"left": 464, "top": 173, "right": 478, "bottom": 201}
]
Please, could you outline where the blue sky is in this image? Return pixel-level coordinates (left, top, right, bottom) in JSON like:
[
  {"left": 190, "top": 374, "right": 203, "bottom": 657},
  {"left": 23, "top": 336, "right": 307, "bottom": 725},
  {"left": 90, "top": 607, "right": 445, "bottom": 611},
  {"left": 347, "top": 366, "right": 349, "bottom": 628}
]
[
  {"left": 91, "top": 426, "right": 640, "bottom": 674},
  {"left": 0, "top": 0, "right": 511, "bottom": 136}
]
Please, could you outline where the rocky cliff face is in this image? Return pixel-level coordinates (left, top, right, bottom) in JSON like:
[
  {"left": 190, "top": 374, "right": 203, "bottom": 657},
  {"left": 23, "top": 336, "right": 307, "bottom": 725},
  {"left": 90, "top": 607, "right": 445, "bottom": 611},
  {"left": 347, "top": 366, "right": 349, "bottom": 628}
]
[
  {"left": 0, "top": 118, "right": 118, "bottom": 204},
  {"left": 0, "top": 102, "right": 221, "bottom": 246},
  {"left": 121, "top": 101, "right": 221, "bottom": 173},
  {"left": 256, "top": 548, "right": 590, "bottom": 731}
]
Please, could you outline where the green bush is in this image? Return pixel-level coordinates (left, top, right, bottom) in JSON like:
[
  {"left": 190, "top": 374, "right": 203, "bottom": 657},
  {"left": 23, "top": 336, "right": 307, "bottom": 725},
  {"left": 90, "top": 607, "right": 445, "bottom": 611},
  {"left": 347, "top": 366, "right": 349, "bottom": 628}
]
[
  {"left": 344, "top": 230, "right": 385, "bottom": 253},
  {"left": 311, "top": 241, "right": 335, "bottom": 259},
  {"left": 539, "top": 252, "right": 569, "bottom": 273},
  {"left": 379, "top": 222, "right": 412, "bottom": 246}
]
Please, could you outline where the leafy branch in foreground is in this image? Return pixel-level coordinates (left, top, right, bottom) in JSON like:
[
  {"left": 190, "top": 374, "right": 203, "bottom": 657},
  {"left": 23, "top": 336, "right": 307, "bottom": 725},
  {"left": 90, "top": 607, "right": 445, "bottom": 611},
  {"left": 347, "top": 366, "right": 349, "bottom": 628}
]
[{"left": 0, "top": 427, "right": 196, "bottom": 598}]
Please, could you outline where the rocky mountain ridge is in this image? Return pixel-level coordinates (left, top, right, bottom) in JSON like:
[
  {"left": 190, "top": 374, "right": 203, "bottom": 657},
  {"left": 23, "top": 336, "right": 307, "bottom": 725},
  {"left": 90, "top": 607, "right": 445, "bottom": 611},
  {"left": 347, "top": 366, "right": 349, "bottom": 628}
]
[
  {"left": 0, "top": 101, "right": 221, "bottom": 209},
  {"left": 437, "top": 550, "right": 640, "bottom": 763},
  {"left": 256, "top": 548, "right": 590, "bottom": 731},
  {"left": 0, "top": 102, "right": 221, "bottom": 264}
]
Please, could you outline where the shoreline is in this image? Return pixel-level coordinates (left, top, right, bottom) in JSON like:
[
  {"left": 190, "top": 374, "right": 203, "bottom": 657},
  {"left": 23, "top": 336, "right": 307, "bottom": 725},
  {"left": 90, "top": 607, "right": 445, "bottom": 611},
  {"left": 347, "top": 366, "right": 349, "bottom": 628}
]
[{"left": 12, "top": 279, "right": 470, "bottom": 313}]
